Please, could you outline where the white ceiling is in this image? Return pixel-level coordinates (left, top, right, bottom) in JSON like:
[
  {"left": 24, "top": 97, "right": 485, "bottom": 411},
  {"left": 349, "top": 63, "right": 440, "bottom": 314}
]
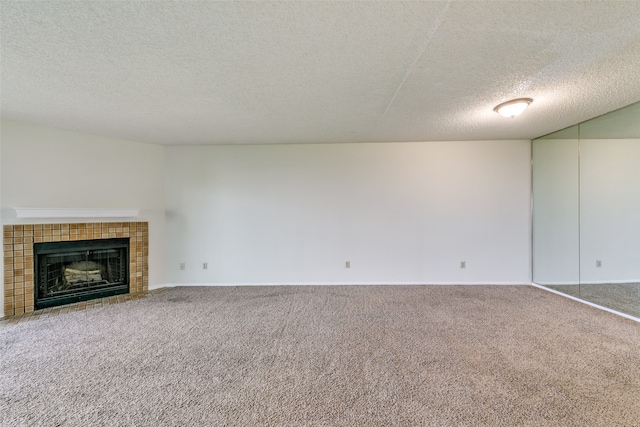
[{"left": 2, "top": 1, "right": 640, "bottom": 145}]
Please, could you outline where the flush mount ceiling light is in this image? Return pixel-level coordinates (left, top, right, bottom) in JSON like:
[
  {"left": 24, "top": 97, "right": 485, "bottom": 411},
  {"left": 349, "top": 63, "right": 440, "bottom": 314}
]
[{"left": 494, "top": 98, "right": 533, "bottom": 118}]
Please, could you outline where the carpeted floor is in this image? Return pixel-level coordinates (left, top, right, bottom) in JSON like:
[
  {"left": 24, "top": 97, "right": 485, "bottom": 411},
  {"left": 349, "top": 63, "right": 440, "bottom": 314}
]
[{"left": 1, "top": 285, "right": 639, "bottom": 426}]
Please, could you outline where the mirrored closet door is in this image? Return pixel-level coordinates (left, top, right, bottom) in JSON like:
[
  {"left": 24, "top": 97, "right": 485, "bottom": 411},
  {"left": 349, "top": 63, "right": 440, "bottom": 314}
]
[{"left": 532, "top": 102, "right": 640, "bottom": 318}]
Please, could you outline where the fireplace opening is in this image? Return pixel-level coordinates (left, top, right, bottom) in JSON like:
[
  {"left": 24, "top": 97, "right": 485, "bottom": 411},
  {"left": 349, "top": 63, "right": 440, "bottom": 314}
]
[{"left": 34, "top": 238, "right": 130, "bottom": 309}]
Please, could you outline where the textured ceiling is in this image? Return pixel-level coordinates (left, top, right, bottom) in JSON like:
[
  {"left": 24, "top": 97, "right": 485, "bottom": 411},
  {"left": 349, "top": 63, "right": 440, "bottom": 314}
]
[{"left": 2, "top": 1, "right": 640, "bottom": 145}]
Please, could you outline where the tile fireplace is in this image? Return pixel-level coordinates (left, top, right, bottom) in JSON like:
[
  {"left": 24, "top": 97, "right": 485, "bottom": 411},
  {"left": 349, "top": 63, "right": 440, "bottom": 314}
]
[{"left": 3, "top": 222, "right": 148, "bottom": 316}]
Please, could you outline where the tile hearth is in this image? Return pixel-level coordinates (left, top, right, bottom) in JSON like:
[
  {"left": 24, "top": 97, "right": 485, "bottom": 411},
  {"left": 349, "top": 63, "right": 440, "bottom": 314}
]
[
  {"left": 3, "top": 222, "right": 148, "bottom": 317},
  {"left": 0, "top": 288, "right": 166, "bottom": 328}
]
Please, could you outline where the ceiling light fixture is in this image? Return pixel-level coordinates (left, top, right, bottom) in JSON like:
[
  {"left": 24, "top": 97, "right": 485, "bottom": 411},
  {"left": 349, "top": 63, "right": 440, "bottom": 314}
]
[{"left": 494, "top": 98, "right": 533, "bottom": 118}]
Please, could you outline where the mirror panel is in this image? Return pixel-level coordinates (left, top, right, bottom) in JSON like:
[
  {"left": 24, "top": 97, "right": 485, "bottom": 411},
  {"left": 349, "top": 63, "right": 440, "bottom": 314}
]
[
  {"left": 532, "top": 126, "right": 580, "bottom": 295},
  {"left": 578, "top": 104, "right": 640, "bottom": 317},
  {"left": 533, "top": 101, "right": 640, "bottom": 318}
]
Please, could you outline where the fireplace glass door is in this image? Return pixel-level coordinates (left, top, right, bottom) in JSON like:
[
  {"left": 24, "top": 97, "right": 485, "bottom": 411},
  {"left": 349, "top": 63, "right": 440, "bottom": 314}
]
[{"left": 34, "top": 238, "right": 129, "bottom": 309}]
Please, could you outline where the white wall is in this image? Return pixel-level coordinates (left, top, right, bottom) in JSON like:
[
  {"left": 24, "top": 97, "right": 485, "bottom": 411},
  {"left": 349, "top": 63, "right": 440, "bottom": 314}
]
[
  {"left": 580, "top": 139, "right": 640, "bottom": 283},
  {"left": 0, "top": 120, "right": 166, "bottom": 316},
  {"left": 165, "top": 140, "right": 531, "bottom": 285}
]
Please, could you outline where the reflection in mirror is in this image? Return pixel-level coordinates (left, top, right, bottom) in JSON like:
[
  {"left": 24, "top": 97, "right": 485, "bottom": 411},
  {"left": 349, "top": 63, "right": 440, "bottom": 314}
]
[
  {"left": 532, "top": 126, "right": 580, "bottom": 296},
  {"left": 532, "top": 102, "right": 640, "bottom": 318},
  {"left": 578, "top": 103, "right": 640, "bottom": 317}
]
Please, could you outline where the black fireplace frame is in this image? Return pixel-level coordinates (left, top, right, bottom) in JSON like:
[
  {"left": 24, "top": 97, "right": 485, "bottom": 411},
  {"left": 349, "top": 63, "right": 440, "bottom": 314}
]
[{"left": 34, "top": 238, "right": 130, "bottom": 310}]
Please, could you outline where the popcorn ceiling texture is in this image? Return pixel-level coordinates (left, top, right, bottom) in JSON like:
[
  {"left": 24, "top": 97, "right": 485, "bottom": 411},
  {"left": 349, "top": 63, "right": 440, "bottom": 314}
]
[
  {"left": 3, "top": 222, "right": 149, "bottom": 317},
  {"left": 2, "top": 1, "right": 640, "bottom": 145}
]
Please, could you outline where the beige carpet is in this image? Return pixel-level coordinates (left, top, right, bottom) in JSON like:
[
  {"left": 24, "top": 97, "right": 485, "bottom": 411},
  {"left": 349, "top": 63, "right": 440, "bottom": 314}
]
[{"left": 1, "top": 285, "right": 639, "bottom": 426}]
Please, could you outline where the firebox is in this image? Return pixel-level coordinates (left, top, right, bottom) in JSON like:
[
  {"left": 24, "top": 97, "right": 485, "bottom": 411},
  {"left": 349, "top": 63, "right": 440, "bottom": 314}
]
[{"left": 34, "top": 238, "right": 129, "bottom": 309}]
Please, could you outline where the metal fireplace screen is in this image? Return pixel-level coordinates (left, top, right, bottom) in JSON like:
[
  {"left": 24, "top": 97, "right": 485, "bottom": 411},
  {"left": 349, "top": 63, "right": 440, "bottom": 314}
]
[{"left": 34, "top": 238, "right": 129, "bottom": 309}]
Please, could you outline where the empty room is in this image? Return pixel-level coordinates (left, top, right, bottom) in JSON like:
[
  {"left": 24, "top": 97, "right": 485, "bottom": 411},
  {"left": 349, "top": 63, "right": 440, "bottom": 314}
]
[{"left": 1, "top": 1, "right": 639, "bottom": 426}]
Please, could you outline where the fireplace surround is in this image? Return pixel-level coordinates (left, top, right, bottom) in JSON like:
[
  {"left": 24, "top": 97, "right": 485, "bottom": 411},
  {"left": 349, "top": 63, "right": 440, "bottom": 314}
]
[{"left": 3, "top": 222, "right": 148, "bottom": 316}]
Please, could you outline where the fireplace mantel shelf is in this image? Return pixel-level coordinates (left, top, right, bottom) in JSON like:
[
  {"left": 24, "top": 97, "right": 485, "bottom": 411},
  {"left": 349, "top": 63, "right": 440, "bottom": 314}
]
[{"left": 14, "top": 208, "right": 140, "bottom": 219}]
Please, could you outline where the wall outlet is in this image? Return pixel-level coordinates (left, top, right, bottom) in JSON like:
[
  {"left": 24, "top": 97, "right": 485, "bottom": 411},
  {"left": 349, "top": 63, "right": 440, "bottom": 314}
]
[
  {"left": 203, "top": 262, "right": 208, "bottom": 270},
  {"left": 180, "top": 262, "right": 185, "bottom": 270},
  {"left": 596, "top": 260, "right": 602, "bottom": 268},
  {"left": 460, "top": 261, "right": 466, "bottom": 269},
  {"left": 345, "top": 261, "right": 350, "bottom": 268}
]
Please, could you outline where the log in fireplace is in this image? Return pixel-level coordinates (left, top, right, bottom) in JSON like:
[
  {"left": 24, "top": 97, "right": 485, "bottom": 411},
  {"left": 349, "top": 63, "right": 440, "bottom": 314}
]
[{"left": 34, "top": 238, "right": 129, "bottom": 309}]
